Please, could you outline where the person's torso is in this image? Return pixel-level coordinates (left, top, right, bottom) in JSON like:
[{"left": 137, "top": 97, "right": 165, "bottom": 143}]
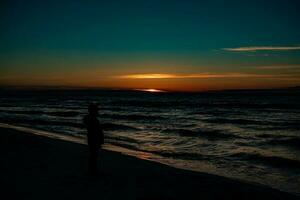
[{"left": 84, "top": 115, "right": 104, "bottom": 145}]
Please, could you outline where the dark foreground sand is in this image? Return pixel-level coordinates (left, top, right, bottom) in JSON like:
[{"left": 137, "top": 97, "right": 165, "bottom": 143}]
[{"left": 0, "top": 127, "right": 299, "bottom": 200}]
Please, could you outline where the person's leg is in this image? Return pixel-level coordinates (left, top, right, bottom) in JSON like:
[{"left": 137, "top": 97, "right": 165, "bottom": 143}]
[
  {"left": 88, "top": 146, "right": 98, "bottom": 175},
  {"left": 98, "top": 146, "right": 102, "bottom": 172}
]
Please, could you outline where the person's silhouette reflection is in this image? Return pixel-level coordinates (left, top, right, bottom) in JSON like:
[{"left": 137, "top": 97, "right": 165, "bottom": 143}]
[{"left": 83, "top": 104, "right": 104, "bottom": 176}]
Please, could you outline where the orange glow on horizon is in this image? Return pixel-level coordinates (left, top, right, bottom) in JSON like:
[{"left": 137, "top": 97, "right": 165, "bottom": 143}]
[
  {"left": 1, "top": 71, "right": 300, "bottom": 92},
  {"left": 117, "top": 73, "right": 299, "bottom": 79},
  {"left": 135, "top": 89, "right": 166, "bottom": 92}
]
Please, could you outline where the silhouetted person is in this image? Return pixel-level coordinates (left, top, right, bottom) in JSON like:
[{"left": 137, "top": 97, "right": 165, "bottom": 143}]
[{"left": 83, "top": 103, "right": 104, "bottom": 176}]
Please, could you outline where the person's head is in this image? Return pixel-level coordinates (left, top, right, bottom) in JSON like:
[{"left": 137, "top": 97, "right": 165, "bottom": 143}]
[{"left": 88, "top": 103, "right": 99, "bottom": 116}]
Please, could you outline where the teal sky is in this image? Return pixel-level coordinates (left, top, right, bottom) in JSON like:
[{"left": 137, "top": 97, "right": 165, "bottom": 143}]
[{"left": 1, "top": 0, "right": 300, "bottom": 90}]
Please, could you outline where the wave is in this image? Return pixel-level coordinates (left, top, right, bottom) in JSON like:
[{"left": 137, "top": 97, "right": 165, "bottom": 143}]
[
  {"left": 266, "top": 138, "right": 300, "bottom": 149},
  {"left": 100, "top": 113, "right": 165, "bottom": 121},
  {"left": 46, "top": 111, "right": 80, "bottom": 117},
  {"left": 106, "top": 140, "right": 209, "bottom": 161},
  {"left": 110, "top": 99, "right": 300, "bottom": 110},
  {"left": 102, "top": 123, "right": 140, "bottom": 131},
  {"left": 256, "top": 134, "right": 287, "bottom": 139},
  {"left": 106, "top": 135, "right": 140, "bottom": 144},
  {"left": 230, "top": 152, "right": 300, "bottom": 169},
  {"left": 153, "top": 151, "right": 209, "bottom": 161},
  {"left": 0, "top": 109, "right": 166, "bottom": 121},
  {"left": 162, "top": 128, "right": 241, "bottom": 140},
  {"left": 0, "top": 117, "right": 85, "bottom": 128},
  {"left": 0, "top": 110, "right": 44, "bottom": 115},
  {"left": 196, "top": 103, "right": 300, "bottom": 110},
  {"left": 0, "top": 117, "right": 140, "bottom": 132},
  {"left": 107, "top": 140, "right": 141, "bottom": 151},
  {"left": 202, "top": 118, "right": 268, "bottom": 125},
  {"left": 201, "top": 118, "right": 300, "bottom": 130},
  {"left": 250, "top": 122, "right": 300, "bottom": 131},
  {"left": 110, "top": 100, "right": 181, "bottom": 108},
  {"left": 0, "top": 109, "right": 80, "bottom": 117}
]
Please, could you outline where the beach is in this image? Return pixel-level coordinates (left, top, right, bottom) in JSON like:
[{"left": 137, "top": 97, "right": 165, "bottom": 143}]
[{"left": 0, "top": 126, "right": 298, "bottom": 200}]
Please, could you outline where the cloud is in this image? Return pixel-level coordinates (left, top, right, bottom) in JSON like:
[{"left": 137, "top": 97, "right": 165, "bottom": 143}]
[
  {"left": 223, "top": 46, "right": 300, "bottom": 52},
  {"left": 256, "top": 65, "right": 300, "bottom": 70},
  {"left": 116, "top": 73, "right": 297, "bottom": 79}
]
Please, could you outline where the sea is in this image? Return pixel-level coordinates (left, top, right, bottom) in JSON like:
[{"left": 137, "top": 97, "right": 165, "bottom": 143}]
[{"left": 0, "top": 88, "right": 299, "bottom": 195}]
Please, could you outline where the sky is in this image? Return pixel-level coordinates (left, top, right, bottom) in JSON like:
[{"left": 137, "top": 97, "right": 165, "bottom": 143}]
[{"left": 1, "top": 0, "right": 300, "bottom": 91}]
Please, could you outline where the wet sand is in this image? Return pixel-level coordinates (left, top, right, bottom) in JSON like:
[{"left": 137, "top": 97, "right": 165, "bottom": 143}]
[{"left": 0, "top": 126, "right": 298, "bottom": 200}]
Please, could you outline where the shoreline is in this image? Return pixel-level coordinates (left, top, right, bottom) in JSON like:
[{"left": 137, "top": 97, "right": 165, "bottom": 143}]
[
  {"left": 0, "top": 123, "right": 163, "bottom": 162},
  {"left": 0, "top": 124, "right": 299, "bottom": 199}
]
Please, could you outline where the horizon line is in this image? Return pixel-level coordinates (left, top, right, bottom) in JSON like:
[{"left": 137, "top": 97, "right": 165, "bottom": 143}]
[{"left": 0, "top": 85, "right": 299, "bottom": 93}]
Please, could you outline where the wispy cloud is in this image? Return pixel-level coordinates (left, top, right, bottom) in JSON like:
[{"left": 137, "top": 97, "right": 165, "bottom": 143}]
[
  {"left": 223, "top": 46, "right": 300, "bottom": 52},
  {"left": 256, "top": 65, "right": 300, "bottom": 70},
  {"left": 116, "top": 73, "right": 297, "bottom": 79}
]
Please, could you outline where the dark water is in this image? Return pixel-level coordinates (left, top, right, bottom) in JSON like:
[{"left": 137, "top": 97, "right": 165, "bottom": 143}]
[{"left": 0, "top": 88, "right": 299, "bottom": 195}]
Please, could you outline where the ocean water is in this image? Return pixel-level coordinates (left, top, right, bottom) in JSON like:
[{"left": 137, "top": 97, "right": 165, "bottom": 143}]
[{"left": 0, "top": 88, "right": 299, "bottom": 195}]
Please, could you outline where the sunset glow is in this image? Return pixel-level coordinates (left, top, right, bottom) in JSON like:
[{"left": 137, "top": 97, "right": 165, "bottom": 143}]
[
  {"left": 1, "top": 0, "right": 300, "bottom": 91},
  {"left": 136, "top": 89, "right": 166, "bottom": 93},
  {"left": 117, "top": 73, "right": 299, "bottom": 79}
]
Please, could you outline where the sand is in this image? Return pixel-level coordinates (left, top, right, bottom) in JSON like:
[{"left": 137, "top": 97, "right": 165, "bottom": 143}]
[{"left": 0, "top": 126, "right": 299, "bottom": 200}]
